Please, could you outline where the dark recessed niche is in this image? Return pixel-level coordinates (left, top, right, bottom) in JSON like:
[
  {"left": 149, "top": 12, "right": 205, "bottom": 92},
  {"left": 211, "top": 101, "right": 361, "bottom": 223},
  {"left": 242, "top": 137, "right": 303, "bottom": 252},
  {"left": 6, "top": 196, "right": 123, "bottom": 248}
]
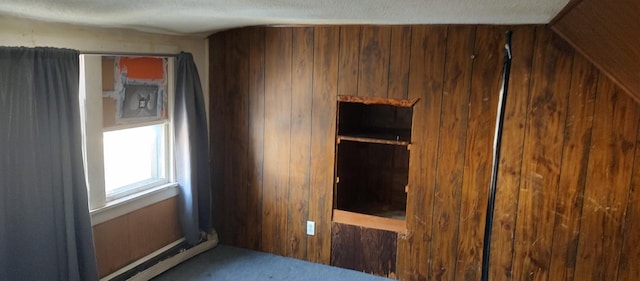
[
  {"left": 337, "top": 102, "right": 413, "bottom": 143},
  {"left": 334, "top": 97, "right": 414, "bottom": 223},
  {"left": 336, "top": 140, "right": 409, "bottom": 220}
]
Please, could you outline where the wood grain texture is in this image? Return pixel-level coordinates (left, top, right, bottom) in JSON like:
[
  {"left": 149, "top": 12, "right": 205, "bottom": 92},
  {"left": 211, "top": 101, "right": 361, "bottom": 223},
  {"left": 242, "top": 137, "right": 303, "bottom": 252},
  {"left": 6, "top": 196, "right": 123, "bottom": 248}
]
[
  {"left": 397, "top": 25, "right": 447, "bottom": 281},
  {"left": 357, "top": 26, "right": 391, "bottom": 98},
  {"left": 246, "top": 26, "right": 266, "bottom": 250},
  {"left": 551, "top": 0, "right": 640, "bottom": 102},
  {"left": 93, "top": 215, "right": 130, "bottom": 277},
  {"left": 337, "top": 95, "right": 418, "bottom": 107},
  {"left": 429, "top": 25, "right": 474, "bottom": 281},
  {"left": 261, "top": 27, "right": 292, "bottom": 256},
  {"left": 331, "top": 222, "right": 398, "bottom": 278},
  {"left": 547, "top": 52, "right": 598, "bottom": 281},
  {"left": 513, "top": 27, "right": 574, "bottom": 281},
  {"left": 307, "top": 26, "right": 339, "bottom": 264},
  {"left": 333, "top": 210, "right": 406, "bottom": 234},
  {"left": 225, "top": 29, "right": 251, "bottom": 247},
  {"left": 387, "top": 26, "right": 412, "bottom": 100},
  {"left": 128, "top": 199, "right": 182, "bottom": 259},
  {"left": 209, "top": 31, "right": 228, "bottom": 243},
  {"left": 618, "top": 117, "right": 640, "bottom": 281},
  {"left": 489, "top": 25, "right": 535, "bottom": 281},
  {"left": 208, "top": 25, "right": 640, "bottom": 281},
  {"left": 338, "top": 26, "right": 361, "bottom": 97},
  {"left": 93, "top": 198, "right": 182, "bottom": 277},
  {"left": 453, "top": 26, "right": 502, "bottom": 281},
  {"left": 573, "top": 78, "right": 640, "bottom": 281},
  {"left": 287, "top": 27, "right": 314, "bottom": 259},
  {"left": 331, "top": 222, "right": 357, "bottom": 270}
]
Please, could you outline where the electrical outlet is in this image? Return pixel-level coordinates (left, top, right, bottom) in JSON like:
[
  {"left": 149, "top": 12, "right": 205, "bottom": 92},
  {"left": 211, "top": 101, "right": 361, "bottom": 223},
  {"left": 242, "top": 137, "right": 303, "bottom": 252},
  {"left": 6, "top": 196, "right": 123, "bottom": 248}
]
[{"left": 306, "top": 221, "right": 315, "bottom": 236}]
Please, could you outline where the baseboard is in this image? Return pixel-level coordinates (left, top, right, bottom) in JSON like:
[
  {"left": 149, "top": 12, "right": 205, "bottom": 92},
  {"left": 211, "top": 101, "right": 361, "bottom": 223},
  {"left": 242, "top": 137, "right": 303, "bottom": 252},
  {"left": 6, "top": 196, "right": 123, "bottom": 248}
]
[
  {"left": 126, "top": 232, "right": 219, "bottom": 281},
  {"left": 99, "top": 231, "right": 219, "bottom": 281}
]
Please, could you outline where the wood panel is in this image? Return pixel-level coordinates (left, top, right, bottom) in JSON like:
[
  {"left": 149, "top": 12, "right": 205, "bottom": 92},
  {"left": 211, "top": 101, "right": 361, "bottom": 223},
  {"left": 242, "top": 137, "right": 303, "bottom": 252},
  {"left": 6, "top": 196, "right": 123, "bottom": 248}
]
[
  {"left": 307, "top": 26, "right": 339, "bottom": 264},
  {"left": 209, "top": 25, "right": 640, "bottom": 281},
  {"left": 552, "top": 0, "right": 640, "bottom": 103},
  {"left": 128, "top": 199, "right": 182, "bottom": 259},
  {"left": 209, "top": 31, "right": 228, "bottom": 243},
  {"left": 246, "top": 26, "right": 266, "bottom": 250},
  {"left": 357, "top": 26, "right": 391, "bottom": 98},
  {"left": 225, "top": 29, "right": 250, "bottom": 247},
  {"left": 386, "top": 26, "right": 412, "bottom": 100},
  {"left": 331, "top": 222, "right": 398, "bottom": 278},
  {"left": 429, "top": 25, "right": 474, "bottom": 281},
  {"left": 261, "top": 27, "right": 293, "bottom": 256},
  {"left": 547, "top": 50, "right": 598, "bottom": 281},
  {"left": 512, "top": 27, "right": 574, "bottom": 281},
  {"left": 337, "top": 26, "right": 361, "bottom": 96},
  {"left": 489, "top": 25, "right": 536, "bottom": 281},
  {"left": 93, "top": 215, "right": 130, "bottom": 277},
  {"left": 618, "top": 119, "right": 640, "bottom": 281},
  {"left": 397, "top": 25, "right": 447, "bottom": 281},
  {"left": 452, "top": 26, "right": 502, "bottom": 281},
  {"left": 92, "top": 198, "right": 182, "bottom": 278},
  {"left": 287, "top": 27, "right": 314, "bottom": 259},
  {"left": 573, "top": 78, "right": 640, "bottom": 281}
]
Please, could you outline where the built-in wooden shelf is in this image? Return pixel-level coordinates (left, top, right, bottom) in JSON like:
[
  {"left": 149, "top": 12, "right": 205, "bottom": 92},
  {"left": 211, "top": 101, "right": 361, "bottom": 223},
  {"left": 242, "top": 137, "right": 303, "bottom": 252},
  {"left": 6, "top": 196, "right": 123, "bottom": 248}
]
[
  {"left": 333, "top": 209, "right": 407, "bottom": 234},
  {"left": 337, "top": 135, "right": 410, "bottom": 146},
  {"left": 338, "top": 95, "right": 419, "bottom": 107}
]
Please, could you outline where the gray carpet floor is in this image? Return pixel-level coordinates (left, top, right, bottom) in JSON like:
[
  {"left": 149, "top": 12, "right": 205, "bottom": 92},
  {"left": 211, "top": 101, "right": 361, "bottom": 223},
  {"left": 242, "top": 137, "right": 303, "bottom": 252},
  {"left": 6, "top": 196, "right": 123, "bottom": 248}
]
[{"left": 152, "top": 244, "right": 393, "bottom": 281}]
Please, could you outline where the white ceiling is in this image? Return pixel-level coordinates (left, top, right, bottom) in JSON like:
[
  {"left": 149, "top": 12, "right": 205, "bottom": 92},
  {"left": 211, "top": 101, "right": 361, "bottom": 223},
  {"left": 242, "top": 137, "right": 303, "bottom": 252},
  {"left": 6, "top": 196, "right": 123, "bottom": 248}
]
[{"left": 0, "top": 0, "right": 570, "bottom": 37}]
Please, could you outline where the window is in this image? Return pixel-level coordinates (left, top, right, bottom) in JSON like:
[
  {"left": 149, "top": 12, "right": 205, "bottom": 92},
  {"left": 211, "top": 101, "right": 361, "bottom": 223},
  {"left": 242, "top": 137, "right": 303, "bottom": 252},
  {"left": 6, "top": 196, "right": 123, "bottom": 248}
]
[
  {"left": 80, "top": 55, "right": 175, "bottom": 211},
  {"left": 103, "top": 124, "right": 168, "bottom": 199}
]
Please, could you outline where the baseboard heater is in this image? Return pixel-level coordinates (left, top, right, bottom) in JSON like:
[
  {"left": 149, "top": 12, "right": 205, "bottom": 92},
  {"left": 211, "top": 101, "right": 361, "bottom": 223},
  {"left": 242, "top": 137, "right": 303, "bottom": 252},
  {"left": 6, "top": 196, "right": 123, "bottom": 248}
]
[{"left": 101, "top": 232, "right": 219, "bottom": 281}]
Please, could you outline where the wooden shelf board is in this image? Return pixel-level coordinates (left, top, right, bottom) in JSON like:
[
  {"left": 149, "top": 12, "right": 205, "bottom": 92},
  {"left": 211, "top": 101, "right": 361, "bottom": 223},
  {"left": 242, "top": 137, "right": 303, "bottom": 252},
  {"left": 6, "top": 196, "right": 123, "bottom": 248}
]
[
  {"left": 337, "top": 135, "right": 410, "bottom": 146},
  {"left": 332, "top": 209, "right": 407, "bottom": 234},
  {"left": 338, "top": 95, "right": 419, "bottom": 107}
]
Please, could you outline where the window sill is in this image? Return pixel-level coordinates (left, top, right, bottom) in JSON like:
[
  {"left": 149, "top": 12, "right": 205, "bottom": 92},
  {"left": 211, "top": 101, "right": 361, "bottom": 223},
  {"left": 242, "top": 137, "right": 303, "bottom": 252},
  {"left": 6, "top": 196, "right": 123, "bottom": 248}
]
[{"left": 90, "top": 183, "right": 179, "bottom": 226}]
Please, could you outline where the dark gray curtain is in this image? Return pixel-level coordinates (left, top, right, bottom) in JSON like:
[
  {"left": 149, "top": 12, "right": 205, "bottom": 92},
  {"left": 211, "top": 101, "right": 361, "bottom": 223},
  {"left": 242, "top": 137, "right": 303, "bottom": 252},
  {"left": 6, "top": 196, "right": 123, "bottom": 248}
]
[
  {"left": 0, "top": 47, "right": 98, "bottom": 280},
  {"left": 174, "top": 52, "right": 212, "bottom": 245}
]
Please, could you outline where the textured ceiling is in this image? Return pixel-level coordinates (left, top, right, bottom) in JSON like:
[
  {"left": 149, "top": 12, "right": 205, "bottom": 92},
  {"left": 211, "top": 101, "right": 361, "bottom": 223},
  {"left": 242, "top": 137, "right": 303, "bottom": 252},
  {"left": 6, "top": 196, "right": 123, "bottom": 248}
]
[{"left": 0, "top": 0, "right": 570, "bottom": 36}]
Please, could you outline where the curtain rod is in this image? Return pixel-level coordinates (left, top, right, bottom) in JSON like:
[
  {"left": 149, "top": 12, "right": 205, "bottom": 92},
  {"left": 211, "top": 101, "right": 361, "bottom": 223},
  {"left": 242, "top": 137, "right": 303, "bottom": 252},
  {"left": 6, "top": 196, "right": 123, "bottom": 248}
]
[{"left": 79, "top": 51, "right": 178, "bottom": 57}]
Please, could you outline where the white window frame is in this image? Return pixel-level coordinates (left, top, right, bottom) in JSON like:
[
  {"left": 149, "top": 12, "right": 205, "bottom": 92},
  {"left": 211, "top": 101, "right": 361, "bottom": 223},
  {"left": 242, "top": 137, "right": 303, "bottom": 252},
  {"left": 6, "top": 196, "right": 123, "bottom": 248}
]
[{"left": 79, "top": 55, "right": 177, "bottom": 224}]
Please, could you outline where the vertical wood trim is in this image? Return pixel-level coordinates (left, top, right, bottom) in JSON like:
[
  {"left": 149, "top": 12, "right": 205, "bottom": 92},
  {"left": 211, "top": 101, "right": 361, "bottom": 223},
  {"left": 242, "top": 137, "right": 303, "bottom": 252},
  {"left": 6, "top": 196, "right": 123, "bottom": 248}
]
[
  {"left": 387, "top": 26, "right": 412, "bottom": 100},
  {"left": 547, "top": 52, "right": 598, "bottom": 281},
  {"left": 287, "top": 27, "right": 314, "bottom": 260},
  {"left": 337, "top": 26, "right": 361, "bottom": 96},
  {"left": 209, "top": 32, "right": 228, "bottom": 242},
  {"left": 307, "top": 26, "right": 339, "bottom": 264},
  {"left": 357, "top": 26, "right": 391, "bottom": 98},
  {"left": 489, "top": 25, "right": 536, "bottom": 281},
  {"left": 573, "top": 79, "right": 640, "bottom": 281},
  {"left": 397, "top": 25, "right": 447, "bottom": 281},
  {"left": 262, "top": 28, "right": 293, "bottom": 255},
  {"left": 429, "top": 25, "right": 475, "bottom": 281},
  {"left": 246, "top": 27, "right": 266, "bottom": 250},
  {"left": 512, "top": 27, "right": 574, "bottom": 281}
]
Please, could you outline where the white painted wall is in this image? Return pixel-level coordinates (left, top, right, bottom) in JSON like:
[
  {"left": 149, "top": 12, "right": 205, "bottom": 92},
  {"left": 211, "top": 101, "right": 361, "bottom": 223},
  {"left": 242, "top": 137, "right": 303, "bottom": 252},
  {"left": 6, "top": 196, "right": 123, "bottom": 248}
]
[{"left": 0, "top": 14, "right": 210, "bottom": 116}]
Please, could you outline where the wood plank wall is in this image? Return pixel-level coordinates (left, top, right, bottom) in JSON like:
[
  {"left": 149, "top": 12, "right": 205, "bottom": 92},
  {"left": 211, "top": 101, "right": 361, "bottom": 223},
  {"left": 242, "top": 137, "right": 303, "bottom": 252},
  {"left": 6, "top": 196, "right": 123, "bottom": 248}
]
[
  {"left": 209, "top": 25, "right": 640, "bottom": 281},
  {"left": 551, "top": 0, "right": 640, "bottom": 103},
  {"left": 92, "top": 198, "right": 182, "bottom": 277}
]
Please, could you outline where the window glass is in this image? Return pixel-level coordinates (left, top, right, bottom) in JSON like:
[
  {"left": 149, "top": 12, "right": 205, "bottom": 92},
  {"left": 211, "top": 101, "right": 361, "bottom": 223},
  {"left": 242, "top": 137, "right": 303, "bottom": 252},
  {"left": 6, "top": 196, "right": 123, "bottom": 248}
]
[{"left": 103, "top": 124, "right": 167, "bottom": 197}]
